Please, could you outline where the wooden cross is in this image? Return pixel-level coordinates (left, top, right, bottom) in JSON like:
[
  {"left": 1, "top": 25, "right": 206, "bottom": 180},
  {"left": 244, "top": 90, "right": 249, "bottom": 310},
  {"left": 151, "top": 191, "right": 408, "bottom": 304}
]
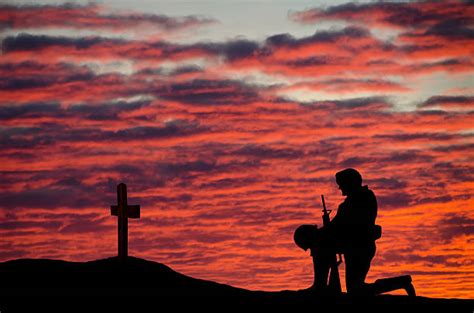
[{"left": 110, "top": 183, "right": 140, "bottom": 261}]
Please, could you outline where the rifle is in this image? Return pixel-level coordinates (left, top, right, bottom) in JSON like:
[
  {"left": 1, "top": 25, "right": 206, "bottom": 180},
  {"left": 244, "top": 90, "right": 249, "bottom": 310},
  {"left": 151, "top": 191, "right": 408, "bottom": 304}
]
[{"left": 321, "top": 195, "right": 342, "bottom": 295}]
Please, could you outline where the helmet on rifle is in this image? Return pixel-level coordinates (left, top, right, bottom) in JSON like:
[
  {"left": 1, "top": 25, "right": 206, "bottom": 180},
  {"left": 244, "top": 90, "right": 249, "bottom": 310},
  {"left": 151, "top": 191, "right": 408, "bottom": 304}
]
[{"left": 294, "top": 224, "right": 318, "bottom": 251}]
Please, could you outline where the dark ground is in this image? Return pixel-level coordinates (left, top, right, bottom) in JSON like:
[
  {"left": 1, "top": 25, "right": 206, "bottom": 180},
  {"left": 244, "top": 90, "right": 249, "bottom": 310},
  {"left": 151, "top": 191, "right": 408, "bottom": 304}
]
[{"left": 0, "top": 256, "right": 472, "bottom": 311}]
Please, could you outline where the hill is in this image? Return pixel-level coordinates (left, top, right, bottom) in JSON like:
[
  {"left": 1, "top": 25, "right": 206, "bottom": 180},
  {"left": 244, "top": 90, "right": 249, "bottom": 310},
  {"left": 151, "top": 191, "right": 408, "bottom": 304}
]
[{"left": 0, "top": 257, "right": 472, "bottom": 310}]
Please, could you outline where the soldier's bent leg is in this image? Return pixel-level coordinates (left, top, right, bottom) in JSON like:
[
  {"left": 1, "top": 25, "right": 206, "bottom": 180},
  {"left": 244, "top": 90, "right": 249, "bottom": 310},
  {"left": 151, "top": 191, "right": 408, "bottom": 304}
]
[
  {"left": 369, "top": 275, "right": 416, "bottom": 296},
  {"left": 344, "top": 246, "right": 375, "bottom": 295}
]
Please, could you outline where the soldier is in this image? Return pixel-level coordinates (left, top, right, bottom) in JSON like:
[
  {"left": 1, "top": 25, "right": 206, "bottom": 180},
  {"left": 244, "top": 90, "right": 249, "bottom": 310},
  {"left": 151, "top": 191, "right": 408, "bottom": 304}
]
[{"left": 294, "top": 168, "right": 381, "bottom": 295}]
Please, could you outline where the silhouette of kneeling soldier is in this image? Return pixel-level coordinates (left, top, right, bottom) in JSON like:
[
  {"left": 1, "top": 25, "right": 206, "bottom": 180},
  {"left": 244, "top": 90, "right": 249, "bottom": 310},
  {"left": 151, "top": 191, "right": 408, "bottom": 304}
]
[{"left": 294, "top": 168, "right": 416, "bottom": 297}]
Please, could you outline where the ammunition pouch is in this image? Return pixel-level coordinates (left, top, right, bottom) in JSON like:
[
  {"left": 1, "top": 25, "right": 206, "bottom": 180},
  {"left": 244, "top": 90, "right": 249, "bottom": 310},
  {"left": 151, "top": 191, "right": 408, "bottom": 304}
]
[{"left": 373, "top": 224, "right": 382, "bottom": 240}]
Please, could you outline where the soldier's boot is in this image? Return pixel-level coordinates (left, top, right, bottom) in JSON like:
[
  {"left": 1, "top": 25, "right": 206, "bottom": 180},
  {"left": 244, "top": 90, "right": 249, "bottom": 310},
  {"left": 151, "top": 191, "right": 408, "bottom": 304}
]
[{"left": 371, "top": 275, "right": 416, "bottom": 297}]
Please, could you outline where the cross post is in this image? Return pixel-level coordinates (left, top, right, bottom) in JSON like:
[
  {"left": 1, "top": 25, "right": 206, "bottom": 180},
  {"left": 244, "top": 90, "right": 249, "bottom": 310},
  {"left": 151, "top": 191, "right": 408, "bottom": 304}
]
[{"left": 110, "top": 183, "right": 140, "bottom": 261}]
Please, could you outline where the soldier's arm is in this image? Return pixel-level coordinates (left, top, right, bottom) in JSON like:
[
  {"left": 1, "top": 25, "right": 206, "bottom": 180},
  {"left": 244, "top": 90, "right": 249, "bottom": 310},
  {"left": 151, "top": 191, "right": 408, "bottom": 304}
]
[{"left": 328, "top": 204, "right": 344, "bottom": 227}]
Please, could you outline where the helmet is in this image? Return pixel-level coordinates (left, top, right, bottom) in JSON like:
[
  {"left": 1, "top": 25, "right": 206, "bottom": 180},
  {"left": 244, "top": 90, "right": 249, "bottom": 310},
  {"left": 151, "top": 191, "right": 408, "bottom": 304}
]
[
  {"left": 335, "top": 168, "right": 362, "bottom": 187},
  {"left": 294, "top": 224, "right": 318, "bottom": 251}
]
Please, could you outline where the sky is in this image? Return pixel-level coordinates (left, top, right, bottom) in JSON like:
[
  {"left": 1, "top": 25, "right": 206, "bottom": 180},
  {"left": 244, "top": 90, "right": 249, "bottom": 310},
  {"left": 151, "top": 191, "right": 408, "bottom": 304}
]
[{"left": 0, "top": 0, "right": 473, "bottom": 299}]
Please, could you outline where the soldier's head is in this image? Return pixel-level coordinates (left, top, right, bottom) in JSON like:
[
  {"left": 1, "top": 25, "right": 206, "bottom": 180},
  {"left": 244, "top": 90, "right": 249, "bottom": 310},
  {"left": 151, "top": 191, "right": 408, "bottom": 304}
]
[
  {"left": 336, "top": 168, "right": 362, "bottom": 196},
  {"left": 294, "top": 224, "right": 318, "bottom": 251}
]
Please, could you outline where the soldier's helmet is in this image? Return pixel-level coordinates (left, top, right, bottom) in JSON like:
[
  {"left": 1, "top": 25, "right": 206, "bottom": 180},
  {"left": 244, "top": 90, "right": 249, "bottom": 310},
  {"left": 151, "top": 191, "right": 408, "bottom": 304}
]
[
  {"left": 294, "top": 224, "right": 318, "bottom": 251},
  {"left": 335, "top": 168, "right": 362, "bottom": 187}
]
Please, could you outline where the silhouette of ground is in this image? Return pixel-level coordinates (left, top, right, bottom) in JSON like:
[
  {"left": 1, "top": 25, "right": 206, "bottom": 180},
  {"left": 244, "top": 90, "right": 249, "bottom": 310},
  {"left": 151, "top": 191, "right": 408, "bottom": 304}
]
[{"left": 0, "top": 257, "right": 472, "bottom": 310}]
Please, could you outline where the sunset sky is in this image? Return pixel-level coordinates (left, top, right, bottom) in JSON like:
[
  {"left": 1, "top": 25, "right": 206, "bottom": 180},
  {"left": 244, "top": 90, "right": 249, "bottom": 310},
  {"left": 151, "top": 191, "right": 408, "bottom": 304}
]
[{"left": 0, "top": 0, "right": 473, "bottom": 298}]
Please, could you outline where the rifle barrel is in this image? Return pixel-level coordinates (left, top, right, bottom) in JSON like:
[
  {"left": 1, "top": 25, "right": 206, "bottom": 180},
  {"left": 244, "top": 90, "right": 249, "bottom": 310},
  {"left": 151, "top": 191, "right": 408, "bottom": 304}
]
[{"left": 321, "top": 194, "right": 327, "bottom": 213}]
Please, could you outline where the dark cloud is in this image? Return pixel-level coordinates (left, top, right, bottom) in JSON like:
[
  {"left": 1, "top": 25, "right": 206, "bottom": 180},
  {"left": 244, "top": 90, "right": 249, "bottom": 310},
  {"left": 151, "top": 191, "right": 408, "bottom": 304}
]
[
  {"left": 0, "top": 155, "right": 264, "bottom": 210},
  {"left": 0, "top": 249, "right": 29, "bottom": 260},
  {"left": 0, "top": 61, "right": 152, "bottom": 106},
  {"left": 373, "top": 132, "right": 458, "bottom": 142},
  {"left": 169, "top": 65, "right": 203, "bottom": 76},
  {"left": 419, "top": 95, "right": 474, "bottom": 108},
  {"left": 140, "top": 194, "right": 193, "bottom": 208},
  {"left": 179, "top": 26, "right": 374, "bottom": 66},
  {"left": 377, "top": 193, "right": 412, "bottom": 210},
  {"left": 139, "top": 216, "right": 188, "bottom": 228},
  {"left": 0, "top": 72, "right": 94, "bottom": 91},
  {"left": 305, "top": 139, "right": 344, "bottom": 160},
  {"left": 383, "top": 151, "right": 434, "bottom": 164},
  {"left": 266, "top": 26, "right": 369, "bottom": 47},
  {"left": 232, "top": 144, "right": 305, "bottom": 160},
  {"left": 0, "top": 102, "right": 61, "bottom": 120},
  {"left": 295, "top": 97, "right": 390, "bottom": 113},
  {"left": 340, "top": 150, "right": 433, "bottom": 168},
  {"left": 114, "top": 122, "right": 202, "bottom": 140},
  {"left": 0, "top": 221, "right": 62, "bottom": 231},
  {"left": 1, "top": 33, "right": 117, "bottom": 52},
  {"left": 26, "top": 212, "right": 100, "bottom": 221},
  {"left": 1, "top": 34, "right": 258, "bottom": 65},
  {"left": 136, "top": 65, "right": 203, "bottom": 77},
  {"left": 367, "top": 177, "right": 408, "bottom": 190},
  {"left": 0, "top": 169, "right": 127, "bottom": 210},
  {"left": 0, "top": 119, "right": 207, "bottom": 149},
  {"left": 235, "top": 207, "right": 309, "bottom": 226},
  {"left": 154, "top": 79, "right": 262, "bottom": 105},
  {"left": 69, "top": 99, "right": 152, "bottom": 120},
  {"left": 413, "top": 195, "right": 453, "bottom": 206},
  {"left": 0, "top": 3, "right": 216, "bottom": 31},
  {"left": 290, "top": 2, "right": 473, "bottom": 37},
  {"left": 0, "top": 126, "right": 56, "bottom": 149},
  {"left": 2, "top": 77, "right": 62, "bottom": 91},
  {"left": 157, "top": 160, "right": 219, "bottom": 178},
  {"left": 0, "top": 99, "right": 152, "bottom": 121},
  {"left": 0, "top": 169, "right": 76, "bottom": 189},
  {"left": 219, "top": 40, "right": 260, "bottom": 61},
  {"left": 380, "top": 250, "right": 465, "bottom": 267},
  {"left": 0, "top": 61, "right": 96, "bottom": 91},
  {"left": 0, "top": 151, "right": 36, "bottom": 161},
  {"left": 424, "top": 18, "right": 474, "bottom": 40},
  {"left": 331, "top": 97, "right": 388, "bottom": 109},
  {"left": 192, "top": 206, "right": 310, "bottom": 228},
  {"left": 1, "top": 34, "right": 199, "bottom": 63},
  {"left": 0, "top": 171, "right": 127, "bottom": 210},
  {"left": 198, "top": 177, "right": 260, "bottom": 190},
  {"left": 438, "top": 213, "right": 474, "bottom": 242},
  {"left": 0, "top": 178, "right": 108, "bottom": 209},
  {"left": 400, "top": 270, "right": 471, "bottom": 276},
  {"left": 433, "top": 143, "right": 474, "bottom": 153},
  {"left": 190, "top": 39, "right": 260, "bottom": 61},
  {"left": 59, "top": 217, "right": 111, "bottom": 234},
  {"left": 187, "top": 230, "right": 237, "bottom": 244},
  {"left": 419, "top": 162, "right": 474, "bottom": 184},
  {"left": 107, "top": 158, "right": 257, "bottom": 190},
  {"left": 283, "top": 56, "right": 346, "bottom": 67}
]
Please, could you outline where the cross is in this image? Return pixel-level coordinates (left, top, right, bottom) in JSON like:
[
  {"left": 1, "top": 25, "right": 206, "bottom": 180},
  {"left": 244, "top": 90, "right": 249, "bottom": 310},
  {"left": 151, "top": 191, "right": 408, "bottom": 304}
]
[{"left": 110, "top": 183, "right": 140, "bottom": 261}]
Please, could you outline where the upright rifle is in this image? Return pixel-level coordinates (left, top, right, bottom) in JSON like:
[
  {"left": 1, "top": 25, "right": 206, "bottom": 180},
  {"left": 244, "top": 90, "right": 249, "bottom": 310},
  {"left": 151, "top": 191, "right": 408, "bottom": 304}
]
[{"left": 321, "top": 195, "right": 342, "bottom": 295}]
